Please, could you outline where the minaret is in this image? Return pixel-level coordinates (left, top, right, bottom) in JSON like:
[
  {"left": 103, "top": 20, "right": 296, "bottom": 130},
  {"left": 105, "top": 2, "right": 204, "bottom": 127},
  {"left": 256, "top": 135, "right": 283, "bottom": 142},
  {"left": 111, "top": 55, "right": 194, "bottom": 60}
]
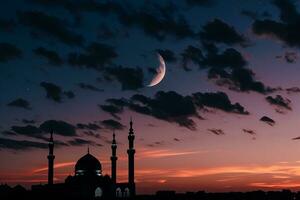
[
  {"left": 127, "top": 118, "right": 135, "bottom": 191},
  {"left": 47, "top": 130, "right": 55, "bottom": 185},
  {"left": 111, "top": 132, "right": 117, "bottom": 184}
]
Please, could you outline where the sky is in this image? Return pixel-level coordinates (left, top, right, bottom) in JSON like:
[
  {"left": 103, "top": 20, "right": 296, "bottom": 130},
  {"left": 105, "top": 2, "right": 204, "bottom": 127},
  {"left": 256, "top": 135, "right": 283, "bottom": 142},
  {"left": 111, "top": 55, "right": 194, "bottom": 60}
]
[{"left": 3, "top": 0, "right": 300, "bottom": 194}]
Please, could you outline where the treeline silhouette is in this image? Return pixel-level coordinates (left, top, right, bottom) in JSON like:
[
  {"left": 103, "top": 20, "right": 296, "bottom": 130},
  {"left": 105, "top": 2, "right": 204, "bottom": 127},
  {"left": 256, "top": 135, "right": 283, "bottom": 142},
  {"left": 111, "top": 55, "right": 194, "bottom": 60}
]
[{"left": 1, "top": 184, "right": 300, "bottom": 200}]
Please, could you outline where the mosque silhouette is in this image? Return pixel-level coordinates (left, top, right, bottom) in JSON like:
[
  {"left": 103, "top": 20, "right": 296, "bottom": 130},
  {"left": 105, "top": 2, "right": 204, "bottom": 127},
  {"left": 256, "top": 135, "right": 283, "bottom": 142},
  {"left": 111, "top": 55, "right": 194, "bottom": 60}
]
[{"left": 31, "top": 119, "right": 136, "bottom": 199}]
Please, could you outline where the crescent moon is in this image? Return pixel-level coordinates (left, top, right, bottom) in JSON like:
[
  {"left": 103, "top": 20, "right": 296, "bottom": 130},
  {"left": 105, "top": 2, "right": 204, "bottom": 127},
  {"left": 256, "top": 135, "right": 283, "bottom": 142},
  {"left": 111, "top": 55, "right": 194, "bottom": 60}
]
[{"left": 147, "top": 54, "right": 166, "bottom": 87}]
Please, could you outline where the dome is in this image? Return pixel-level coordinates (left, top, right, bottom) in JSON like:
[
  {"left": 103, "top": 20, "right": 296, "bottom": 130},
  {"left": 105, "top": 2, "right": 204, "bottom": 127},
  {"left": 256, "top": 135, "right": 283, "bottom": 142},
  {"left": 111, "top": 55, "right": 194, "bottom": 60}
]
[{"left": 75, "top": 153, "right": 102, "bottom": 176}]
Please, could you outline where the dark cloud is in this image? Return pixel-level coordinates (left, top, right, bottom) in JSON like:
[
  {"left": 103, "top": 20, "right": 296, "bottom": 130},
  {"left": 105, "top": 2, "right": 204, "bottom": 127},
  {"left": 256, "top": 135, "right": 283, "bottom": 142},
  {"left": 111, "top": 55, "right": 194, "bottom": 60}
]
[
  {"left": 157, "top": 49, "right": 177, "bottom": 63},
  {"left": 252, "top": 0, "right": 300, "bottom": 48},
  {"left": 100, "top": 91, "right": 248, "bottom": 130},
  {"left": 22, "top": 119, "right": 36, "bottom": 124},
  {"left": 33, "top": 47, "right": 63, "bottom": 66},
  {"left": 76, "top": 123, "right": 101, "bottom": 131},
  {"left": 17, "top": 11, "right": 84, "bottom": 46},
  {"left": 104, "top": 66, "right": 144, "bottom": 90},
  {"left": 147, "top": 140, "right": 165, "bottom": 147},
  {"left": 292, "top": 136, "right": 300, "bottom": 140},
  {"left": 7, "top": 98, "right": 31, "bottom": 110},
  {"left": 286, "top": 87, "right": 300, "bottom": 94},
  {"left": 173, "top": 138, "right": 180, "bottom": 142},
  {"left": 241, "top": 10, "right": 259, "bottom": 20},
  {"left": 0, "top": 42, "right": 22, "bottom": 62},
  {"left": 185, "top": 0, "right": 215, "bottom": 7},
  {"left": 99, "top": 104, "right": 122, "bottom": 120},
  {"left": 200, "top": 19, "right": 247, "bottom": 45},
  {"left": 193, "top": 92, "right": 249, "bottom": 114},
  {"left": 260, "top": 116, "right": 276, "bottom": 126},
  {"left": 3, "top": 120, "right": 76, "bottom": 140},
  {"left": 78, "top": 83, "right": 103, "bottom": 92},
  {"left": 181, "top": 44, "right": 272, "bottom": 93},
  {"left": 0, "top": 137, "right": 48, "bottom": 151},
  {"left": 68, "top": 42, "right": 117, "bottom": 70},
  {"left": 0, "top": 18, "right": 16, "bottom": 32},
  {"left": 284, "top": 51, "right": 297, "bottom": 63},
  {"left": 8, "top": 125, "right": 43, "bottom": 139},
  {"left": 208, "top": 129, "right": 225, "bottom": 135},
  {"left": 266, "top": 95, "right": 291, "bottom": 110},
  {"left": 131, "top": 91, "right": 199, "bottom": 130},
  {"left": 63, "top": 91, "right": 75, "bottom": 99},
  {"left": 40, "top": 82, "right": 74, "bottom": 102},
  {"left": 101, "top": 119, "right": 125, "bottom": 130},
  {"left": 83, "top": 131, "right": 101, "bottom": 139},
  {"left": 181, "top": 45, "right": 203, "bottom": 71},
  {"left": 242, "top": 129, "right": 256, "bottom": 135},
  {"left": 39, "top": 120, "right": 76, "bottom": 137},
  {"left": 119, "top": 2, "right": 194, "bottom": 41},
  {"left": 241, "top": 10, "right": 271, "bottom": 20},
  {"left": 68, "top": 138, "right": 101, "bottom": 147},
  {"left": 40, "top": 82, "right": 63, "bottom": 102}
]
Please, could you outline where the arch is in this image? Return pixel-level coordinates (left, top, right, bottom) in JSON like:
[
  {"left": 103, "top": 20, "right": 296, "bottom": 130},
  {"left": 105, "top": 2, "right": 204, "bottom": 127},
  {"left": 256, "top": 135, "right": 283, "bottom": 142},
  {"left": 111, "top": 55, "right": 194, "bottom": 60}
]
[
  {"left": 116, "top": 187, "right": 122, "bottom": 198},
  {"left": 124, "top": 188, "right": 130, "bottom": 198},
  {"left": 95, "top": 187, "right": 103, "bottom": 198}
]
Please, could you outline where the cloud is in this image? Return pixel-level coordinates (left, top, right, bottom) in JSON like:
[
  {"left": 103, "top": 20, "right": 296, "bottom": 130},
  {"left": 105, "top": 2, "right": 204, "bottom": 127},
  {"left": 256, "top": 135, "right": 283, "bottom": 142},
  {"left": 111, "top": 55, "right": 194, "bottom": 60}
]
[
  {"left": 9, "top": 125, "right": 43, "bottom": 139},
  {"left": 104, "top": 66, "right": 144, "bottom": 90},
  {"left": 286, "top": 87, "right": 300, "bottom": 94},
  {"left": 131, "top": 91, "right": 199, "bottom": 130},
  {"left": 242, "top": 129, "right": 256, "bottom": 135},
  {"left": 192, "top": 92, "right": 249, "bottom": 114},
  {"left": 0, "top": 18, "right": 15, "bottom": 32},
  {"left": 7, "top": 98, "right": 31, "bottom": 110},
  {"left": 200, "top": 19, "right": 247, "bottom": 45},
  {"left": 67, "top": 138, "right": 101, "bottom": 146},
  {"left": 181, "top": 45, "right": 204, "bottom": 71},
  {"left": 99, "top": 104, "right": 122, "bottom": 119},
  {"left": 266, "top": 95, "right": 291, "bottom": 111},
  {"left": 241, "top": 10, "right": 259, "bottom": 20},
  {"left": 147, "top": 141, "right": 165, "bottom": 147},
  {"left": 208, "top": 129, "right": 225, "bottom": 135},
  {"left": 156, "top": 49, "right": 177, "bottom": 63},
  {"left": 33, "top": 47, "right": 63, "bottom": 66},
  {"left": 252, "top": 0, "right": 300, "bottom": 48},
  {"left": 63, "top": 91, "right": 75, "bottom": 99},
  {"left": 78, "top": 83, "right": 103, "bottom": 92},
  {"left": 180, "top": 43, "right": 273, "bottom": 94},
  {"left": 284, "top": 51, "right": 298, "bottom": 63},
  {"left": 292, "top": 136, "right": 300, "bottom": 140},
  {"left": 68, "top": 42, "right": 117, "bottom": 70},
  {"left": 3, "top": 120, "right": 76, "bottom": 140},
  {"left": 40, "top": 82, "right": 62, "bottom": 102},
  {"left": 101, "top": 119, "right": 125, "bottom": 130},
  {"left": 185, "top": 0, "right": 215, "bottom": 7},
  {"left": 17, "top": 11, "right": 84, "bottom": 46},
  {"left": 76, "top": 123, "right": 101, "bottom": 131},
  {"left": 100, "top": 91, "right": 248, "bottom": 130},
  {"left": 0, "top": 42, "right": 22, "bottom": 62},
  {"left": 22, "top": 119, "right": 36, "bottom": 124},
  {"left": 119, "top": 2, "right": 194, "bottom": 41},
  {"left": 0, "top": 137, "right": 48, "bottom": 150},
  {"left": 241, "top": 10, "right": 271, "bottom": 20},
  {"left": 39, "top": 120, "right": 76, "bottom": 137},
  {"left": 40, "top": 82, "right": 74, "bottom": 102},
  {"left": 260, "top": 116, "right": 276, "bottom": 126}
]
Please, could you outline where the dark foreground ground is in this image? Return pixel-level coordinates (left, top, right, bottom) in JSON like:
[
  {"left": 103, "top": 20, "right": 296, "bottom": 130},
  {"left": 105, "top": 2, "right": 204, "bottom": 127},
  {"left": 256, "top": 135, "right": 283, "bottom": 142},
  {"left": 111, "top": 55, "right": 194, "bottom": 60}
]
[{"left": 1, "top": 184, "right": 299, "bottom": 200}]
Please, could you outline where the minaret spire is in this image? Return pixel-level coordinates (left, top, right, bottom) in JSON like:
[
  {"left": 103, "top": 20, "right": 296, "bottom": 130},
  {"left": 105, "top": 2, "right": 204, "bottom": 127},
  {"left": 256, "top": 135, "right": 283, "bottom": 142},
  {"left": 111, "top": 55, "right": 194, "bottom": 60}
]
[
  {"left": 127, "top": 118, "right": 135, "bottom": 195},
  {"left": 111, "top": 130, "right": 117, "bottom": 184},
  {"left": 47, "top": 129, "right": 55, "bottom": 185}
]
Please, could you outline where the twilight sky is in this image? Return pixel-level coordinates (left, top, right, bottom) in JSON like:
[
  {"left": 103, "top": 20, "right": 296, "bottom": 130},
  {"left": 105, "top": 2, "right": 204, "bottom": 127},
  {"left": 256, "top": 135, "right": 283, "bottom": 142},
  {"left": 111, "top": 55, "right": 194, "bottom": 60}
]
[{"left": 3, "top": 0, "right": 300, "bottom": 194}]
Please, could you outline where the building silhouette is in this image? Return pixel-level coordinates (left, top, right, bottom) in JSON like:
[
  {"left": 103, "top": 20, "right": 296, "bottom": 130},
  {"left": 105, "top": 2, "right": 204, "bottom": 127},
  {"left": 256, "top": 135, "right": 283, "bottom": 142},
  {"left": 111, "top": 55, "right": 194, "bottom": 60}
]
[{"left": 32, "top": 119, "right": 136, "bottom": 199}]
